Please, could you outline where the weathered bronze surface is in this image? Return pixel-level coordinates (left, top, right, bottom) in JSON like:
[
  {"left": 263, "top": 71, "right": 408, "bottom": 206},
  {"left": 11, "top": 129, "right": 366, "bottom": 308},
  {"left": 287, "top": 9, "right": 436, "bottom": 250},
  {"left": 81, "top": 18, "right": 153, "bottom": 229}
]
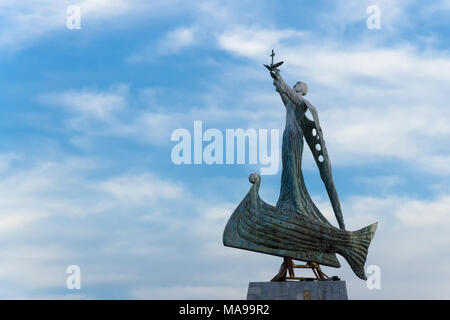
[{"left": 223, "top": 52, "right": 378, "bottom": 280}]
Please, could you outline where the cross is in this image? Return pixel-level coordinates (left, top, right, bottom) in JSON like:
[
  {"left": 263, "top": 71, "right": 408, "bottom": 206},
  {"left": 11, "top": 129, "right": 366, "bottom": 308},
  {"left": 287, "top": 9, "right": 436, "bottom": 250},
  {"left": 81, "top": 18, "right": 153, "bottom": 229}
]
[{"left": 264, "top": 49, "right": 283, "bottom": 72}]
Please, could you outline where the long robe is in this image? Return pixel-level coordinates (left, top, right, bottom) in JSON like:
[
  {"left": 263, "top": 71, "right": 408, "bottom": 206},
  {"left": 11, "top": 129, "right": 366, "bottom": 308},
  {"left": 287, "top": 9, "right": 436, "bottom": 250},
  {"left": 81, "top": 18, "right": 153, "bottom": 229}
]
[
  {"left": 273, "top": 74, "right": 346, "bottom": 229},
  {"left": 276, "top": 93, "right": 331, "bottom": 225}
]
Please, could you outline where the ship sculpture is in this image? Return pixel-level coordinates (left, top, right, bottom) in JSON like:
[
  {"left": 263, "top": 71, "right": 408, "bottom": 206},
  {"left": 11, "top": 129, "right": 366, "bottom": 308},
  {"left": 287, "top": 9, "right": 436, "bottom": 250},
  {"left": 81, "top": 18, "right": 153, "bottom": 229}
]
[{"left": 223, "top": 51, "right": 378, "bottom": 281}]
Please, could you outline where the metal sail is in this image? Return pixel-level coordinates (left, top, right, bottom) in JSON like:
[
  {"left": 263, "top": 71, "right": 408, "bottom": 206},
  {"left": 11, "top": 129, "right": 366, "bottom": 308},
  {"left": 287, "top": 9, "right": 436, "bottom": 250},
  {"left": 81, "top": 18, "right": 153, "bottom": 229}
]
[{"left": 301, "top": 98, "right": 346, "bottom": 230}]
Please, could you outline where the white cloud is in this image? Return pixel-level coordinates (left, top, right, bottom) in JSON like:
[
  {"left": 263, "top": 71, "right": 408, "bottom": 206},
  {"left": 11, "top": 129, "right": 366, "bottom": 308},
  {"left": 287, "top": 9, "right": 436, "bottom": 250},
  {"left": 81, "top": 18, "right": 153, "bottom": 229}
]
[
  {"left": 99, "top": 173, "right": 184, "bottom": 203},
  {"left": 395, "top": 196, "right": 450, "bottom": 227},
  {"left": 126, "top": 27, "right": 198, "bottom": 62},
  {"left": 0, "top": 153, "right": 193, "bottom": 294},
  {"left": 355, "top": 175, "right": 403, "bottom": 189},
  {"left": 217, "top": 28, "right": 450, "bottom": 89},
  {"left": 38, "top": 84, "right": 129, "bottom": 121},
  {"left": 412, "top": 0, "right": 450, "bottom": 20},
  {"left": 219, "top": 27, "right": 307, "bottom": 58},
  {"left": 158, "top": 27, "right": 196, "bottom": 55},
  {"left": 320, "top": 104, "right": 450, "bottom": 172},
  {"left": 0, "top": 0, "right": 186, "bottom": 52},
  {"left": 0, "top": 212, "right": 44, "bottom": 231},
  {"left": 0, "top": 245, "right": 72, "bottom": 289}
]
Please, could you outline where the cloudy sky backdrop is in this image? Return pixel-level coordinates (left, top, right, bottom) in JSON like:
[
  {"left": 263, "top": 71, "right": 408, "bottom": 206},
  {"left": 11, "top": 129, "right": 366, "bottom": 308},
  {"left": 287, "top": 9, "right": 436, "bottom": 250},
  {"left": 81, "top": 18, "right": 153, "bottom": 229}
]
[{"left": 0, "top": 0, "right": 450, "bottom": 299}]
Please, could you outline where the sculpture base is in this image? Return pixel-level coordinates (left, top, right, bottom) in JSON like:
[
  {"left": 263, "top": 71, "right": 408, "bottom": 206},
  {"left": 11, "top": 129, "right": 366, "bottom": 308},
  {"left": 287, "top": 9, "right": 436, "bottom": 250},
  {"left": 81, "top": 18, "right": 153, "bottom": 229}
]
[{"left": 247, "top": 281, "right": 348, "bottom": 300}]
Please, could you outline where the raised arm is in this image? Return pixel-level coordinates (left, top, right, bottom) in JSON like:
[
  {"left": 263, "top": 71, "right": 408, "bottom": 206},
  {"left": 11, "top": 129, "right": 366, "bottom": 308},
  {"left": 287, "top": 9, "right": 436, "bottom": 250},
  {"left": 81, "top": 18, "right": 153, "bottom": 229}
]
[{"left": 270, "top": 70, "right": 304, "bottom": 109}]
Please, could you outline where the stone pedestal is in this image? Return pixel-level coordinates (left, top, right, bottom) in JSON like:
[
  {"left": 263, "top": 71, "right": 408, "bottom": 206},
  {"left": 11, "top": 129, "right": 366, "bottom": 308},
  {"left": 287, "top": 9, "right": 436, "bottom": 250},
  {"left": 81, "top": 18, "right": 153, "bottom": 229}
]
[{"left": 247, "top": 281, "right": 348, "bottom": 300}]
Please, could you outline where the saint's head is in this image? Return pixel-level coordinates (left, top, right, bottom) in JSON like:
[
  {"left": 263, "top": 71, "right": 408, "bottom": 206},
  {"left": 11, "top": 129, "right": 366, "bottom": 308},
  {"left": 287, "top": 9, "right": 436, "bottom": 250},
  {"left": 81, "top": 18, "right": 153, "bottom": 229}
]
[{"left": 293, "top": 81, "right": 308, "bottom": 96}]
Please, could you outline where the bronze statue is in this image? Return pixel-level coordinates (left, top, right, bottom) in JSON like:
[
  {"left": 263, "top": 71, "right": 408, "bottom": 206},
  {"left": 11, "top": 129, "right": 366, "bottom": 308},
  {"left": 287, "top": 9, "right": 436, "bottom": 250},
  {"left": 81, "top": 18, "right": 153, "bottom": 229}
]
[{"left": 223, "top": 51, "right": 377, "bottom": 281}]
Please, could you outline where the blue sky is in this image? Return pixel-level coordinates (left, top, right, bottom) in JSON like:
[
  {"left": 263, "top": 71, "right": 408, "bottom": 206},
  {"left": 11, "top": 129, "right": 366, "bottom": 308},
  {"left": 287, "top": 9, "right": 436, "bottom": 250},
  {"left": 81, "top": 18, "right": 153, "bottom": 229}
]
[{"left": 0, "top": 0, "right": 450, "bottom": 299}]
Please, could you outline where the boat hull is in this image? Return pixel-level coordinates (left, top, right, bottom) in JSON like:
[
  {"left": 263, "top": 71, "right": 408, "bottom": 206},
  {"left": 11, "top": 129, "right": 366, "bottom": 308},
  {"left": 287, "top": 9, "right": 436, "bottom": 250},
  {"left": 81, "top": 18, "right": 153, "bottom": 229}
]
[
  {"left": 223, "top": 178, "right": 341, "bottom": 268},
  {"left": 223, "top": 174, "right": 378, "bottom": 279}
]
